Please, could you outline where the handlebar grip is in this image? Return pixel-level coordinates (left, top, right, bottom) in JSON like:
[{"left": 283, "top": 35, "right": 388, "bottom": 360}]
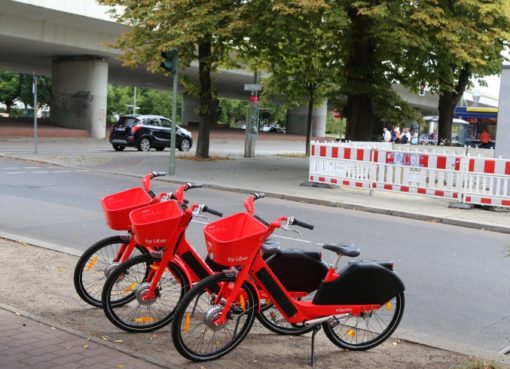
[
  {"left": 253, "top": 192, "right": 265, "bottom": 200},
  {"left": 253, "top": 215, "right": 269, "bottom": 226},
  {"left": 291, "top": 218, "right": 314, "bottom": 230},
  {"left": 185, "top": 183, "right": 203, "bottom": 191},
  {"left": 151, "top": 171, "right": 166, "bottom": 178},
  {"left": 203, "top": 206, "right": 223, "bottom": 217}
]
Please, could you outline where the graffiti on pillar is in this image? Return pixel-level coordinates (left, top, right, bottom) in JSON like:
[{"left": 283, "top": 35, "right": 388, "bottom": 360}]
[
  {"left": 54, "top": 90, "right": 94, "bottom": 118},
  {"left": 97, "top": 109, "right": 106, "bottom": 128}
]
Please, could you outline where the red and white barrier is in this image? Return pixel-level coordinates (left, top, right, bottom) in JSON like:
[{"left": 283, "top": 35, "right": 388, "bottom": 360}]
[
  {"left": 309, "top": 142, "right": 510, "bottom": 208},
  {"left": 463, "top": 157, "right": 510, "bottom": 207},
  {"left": 309, "top": 143, "right": 372, "bottom": 189}
]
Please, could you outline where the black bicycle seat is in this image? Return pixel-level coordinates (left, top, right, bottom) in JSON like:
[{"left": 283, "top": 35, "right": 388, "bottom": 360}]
[{"left": 322, "top": 243, "right": 360, "bottom": 257}]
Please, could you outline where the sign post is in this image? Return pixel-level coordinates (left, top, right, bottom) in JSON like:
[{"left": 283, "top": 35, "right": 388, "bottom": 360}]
[
  {"left": 32, "top": 72, "right": 38, "bottom": 154},
  {"left": 243, "top": 77, "right": 261, "bottom": 158},
  {"left": 161, "top": 49, "right": 179, "bottom": 175}
]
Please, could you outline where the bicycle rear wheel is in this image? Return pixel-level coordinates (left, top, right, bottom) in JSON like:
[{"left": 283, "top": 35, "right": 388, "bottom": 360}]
[
  {"left": 73, "top": 235, "right": 147, "bottom": 307},
  {"left": 102, "top": 254, "right": 188, "bottom": 332},
  {"left": 323, "top": 292, "right": 405, "bottom": 351},
  {"left": 171, "top": 272, "right": 257, "bottom": 362}
]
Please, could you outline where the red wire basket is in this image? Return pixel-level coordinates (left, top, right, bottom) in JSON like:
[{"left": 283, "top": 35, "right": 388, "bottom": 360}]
[
  {"left": 204, "top": 213, "right": 267, "bottom": 266},
  {"left": 101, "top": 187, "right": 153, "bottom": 231},
  {"left": 129, "top": 200, "right": 184, "bottom": 248}
]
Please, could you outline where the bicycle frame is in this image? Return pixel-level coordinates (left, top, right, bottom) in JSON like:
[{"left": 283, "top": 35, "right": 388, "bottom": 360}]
[{"left": 212, "top": 217, "right": 381, "bottom": 327}]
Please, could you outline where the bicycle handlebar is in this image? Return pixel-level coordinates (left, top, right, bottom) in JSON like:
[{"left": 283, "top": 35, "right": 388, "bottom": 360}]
[
  {"left": 202, "top": 206, "right": 223, "bottom": 217},
  {"left": 253, "top": 192, "right": 265, "bottom": 200},
  {"left": 288, "top": 217, "right": 314, "bottom": 230},
  {"left": 185, "top": 183, "right": 203, "bottom": 191},
  {"left": 151, "top": 171, "right": 166, "bottom": 178}
]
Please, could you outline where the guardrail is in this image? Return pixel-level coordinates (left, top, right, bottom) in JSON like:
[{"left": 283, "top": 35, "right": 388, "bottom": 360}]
[{"left": 309, "top": 141, "right": 510, "bottom": 208}]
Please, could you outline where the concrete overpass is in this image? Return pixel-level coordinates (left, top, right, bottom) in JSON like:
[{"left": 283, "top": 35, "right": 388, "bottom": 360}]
[{"left": 0, "top": 0, "right": 440, "bottom": 138}]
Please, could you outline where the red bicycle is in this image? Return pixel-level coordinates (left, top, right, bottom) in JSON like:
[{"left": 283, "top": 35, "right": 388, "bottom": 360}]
[
  {"left": 100, "top": 194, "right": 328, "bottom": 334},
  {"left": 74, "top": 171, "right": 184, "bottom": 307},
  {"left": 170, "top": 211, "right": 405, "bottom": 364}
]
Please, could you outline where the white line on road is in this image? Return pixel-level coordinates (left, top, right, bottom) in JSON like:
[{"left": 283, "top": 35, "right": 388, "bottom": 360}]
[
  {"left": 6, "top": 172, "right": 24, "bottom": 175},
  {"left": 32, "top": 171, "right": 49, "bottom": 174}
]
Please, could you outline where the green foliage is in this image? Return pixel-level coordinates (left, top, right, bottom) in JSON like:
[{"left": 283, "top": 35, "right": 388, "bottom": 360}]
[
  {"left": 18, "top": 74, "right": 52, "bottom": 110},
  {"left": 326, "top": 115, "right": 346, "bottom": 138},
  {"left": 0, "top": 72, "right": 20, "bottom": 113},
  {"left": 107, "top": 84, "right": 182, "bottom": 122},
  {"left": 98, "top": 0, "right": 250, "bottom": 157},
  {"left": 239, "top": 0, "right": 347, "bottom": 154}
]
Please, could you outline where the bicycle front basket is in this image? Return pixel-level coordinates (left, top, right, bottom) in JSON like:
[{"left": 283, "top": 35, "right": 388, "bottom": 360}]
[
  {"left": 204, "top": 212, "right": 267, "bottom": 266},
  {"left": 101, "top": 187, "right": 153, "bottom": 231},
  {"left": 130, "top": 200, "right": 184, "bottom": 248}
]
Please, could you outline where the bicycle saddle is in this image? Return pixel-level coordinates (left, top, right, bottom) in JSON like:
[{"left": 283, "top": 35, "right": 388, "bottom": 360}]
[{"left": 322, "top": 243, "right": 360, "bottom": 257}]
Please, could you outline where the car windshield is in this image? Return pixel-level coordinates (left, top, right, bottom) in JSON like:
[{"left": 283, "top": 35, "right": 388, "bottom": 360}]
[{"left": 116, "top": 117, "right": 139, "bottom": 127}]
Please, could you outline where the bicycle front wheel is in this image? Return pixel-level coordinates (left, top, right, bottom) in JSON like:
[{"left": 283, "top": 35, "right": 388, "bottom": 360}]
[
  {"left": 323, "top": 292, "right": 405, "bottom": 351},
  {"left": 171, "top": 272, "right": 257, "bottom": 362},
  {"left": 73, "top": 235, "right": 147, "bottom": 308},
  {"left": 102, "top": 254, "right": 188, "bottom": 332}
]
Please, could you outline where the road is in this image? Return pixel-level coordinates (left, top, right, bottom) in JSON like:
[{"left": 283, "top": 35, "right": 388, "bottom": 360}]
[{"left": 1, "top": 158, "right": 510, "bottom": 356}]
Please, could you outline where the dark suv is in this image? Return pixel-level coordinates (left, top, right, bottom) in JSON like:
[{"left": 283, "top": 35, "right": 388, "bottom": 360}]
[{"left": 109, "top": 115, "right": 193, "bottom": 152}]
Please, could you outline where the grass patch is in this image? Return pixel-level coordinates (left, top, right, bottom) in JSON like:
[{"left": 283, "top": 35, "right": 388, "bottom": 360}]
[
  {"left": 176, "top": 155, "right": 232, "bottom": 161},
  {"left": 452, "top": 358, "right": 501, "bottom": 369},
  {"left": 276, "top": 153, "right": 308, "bottom": 158}
]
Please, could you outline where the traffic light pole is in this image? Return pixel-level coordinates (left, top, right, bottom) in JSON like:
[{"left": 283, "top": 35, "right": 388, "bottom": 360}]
[
  {"left": 168, "top": 60, "right": 178, "bottom": 175},
  {"left": 32, "top": 72, "right": 38, "bottom": 154}
]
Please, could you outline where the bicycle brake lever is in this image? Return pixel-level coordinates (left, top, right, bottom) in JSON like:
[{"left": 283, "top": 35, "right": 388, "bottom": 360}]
[{"left": 281, "top": 224, "right": 303, "bottom": 237}]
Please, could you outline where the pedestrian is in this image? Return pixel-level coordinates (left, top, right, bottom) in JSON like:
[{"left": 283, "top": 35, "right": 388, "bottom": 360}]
[
  {"left": 479, "top": 129, "right": 491, "bottom": 149},
  {"left": 410, "top": 129, "right": 418, "bottom": 145},
  {"left": 383, "top": 127, "right": 391, "bottom": 142},
  {"left": 391, "top": 126, "right": 400, "bottom": 143},
  {"left": 400, "top": 128, "right": 411, "bottom": 144}
]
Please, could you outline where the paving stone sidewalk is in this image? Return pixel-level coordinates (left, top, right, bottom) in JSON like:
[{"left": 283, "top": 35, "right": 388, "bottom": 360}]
[{"left": 0, "top": 309, "right": 161, "bottom": 369}]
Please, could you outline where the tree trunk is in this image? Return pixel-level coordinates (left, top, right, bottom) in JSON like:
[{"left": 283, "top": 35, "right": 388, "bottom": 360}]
[
  {"left": 305, "top": 87, "right": 315, "bottom": 157},
  {"left": 196, "top": 39, "right": 214, "bottom": 159},
  {"left": 437, "top": 64, "right": 470, "bottom": 145},
  {"left": 345, "top": 95, "right": 373, "bottom": 141},
  {"left": 344, "top": 5, "right": 376, "bottom": 141}
]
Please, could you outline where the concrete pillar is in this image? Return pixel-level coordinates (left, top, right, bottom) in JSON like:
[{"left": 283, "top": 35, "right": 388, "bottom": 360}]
[
  {"left": 51, "top": 56, "right": 108, "bottom": 139},
  {"left": 286, "top": 99, "right": 327, "bottom": 137},
  {"left": 496, "top": 65, "right": 510, "bottom": 158},
  {"left": 181, "top": 94, "right": 200, "bottom": 127}
]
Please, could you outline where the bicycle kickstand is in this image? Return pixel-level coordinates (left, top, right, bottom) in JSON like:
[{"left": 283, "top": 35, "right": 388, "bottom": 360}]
[{"left": 310, "top": 324, "right": 321, "bottom": 367}]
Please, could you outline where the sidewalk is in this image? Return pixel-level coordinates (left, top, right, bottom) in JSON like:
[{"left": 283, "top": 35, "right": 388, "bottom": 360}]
[{"left": 0, "top": 308, "right": 161, "bottom": 369}]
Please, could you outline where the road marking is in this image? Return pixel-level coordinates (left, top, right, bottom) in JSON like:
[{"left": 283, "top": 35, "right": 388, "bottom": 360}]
[
  {"left": 53, "top": 170, "right": 72, "bottom": 173},
  {"left": 6, "top": 172, "right": 24, "bottom": 174},
  {"left": 32, "top": 171, "right": 49, "bottom": 174}
]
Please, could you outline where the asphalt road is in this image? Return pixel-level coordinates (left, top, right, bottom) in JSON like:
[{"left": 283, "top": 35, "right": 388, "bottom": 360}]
[{"left": 1, "top": 158, "right": 510, "bottom": 356}]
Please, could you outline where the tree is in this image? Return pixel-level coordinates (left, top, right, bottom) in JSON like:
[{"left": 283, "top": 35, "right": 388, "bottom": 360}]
[
  {"left": 400, "top": 0, "right": 510, "bottom": 144},
  {"left": 240, "top": 0, "right": 346, "bottom": 155},
  {"left": 0, "top": 72, "right": 20, "bottom": 114},
  {"left": 99, "top": 0, "right": 248, "bottom": 158},
  {"left": 18, "top": 74, "right": 52, "bottom": 113}
]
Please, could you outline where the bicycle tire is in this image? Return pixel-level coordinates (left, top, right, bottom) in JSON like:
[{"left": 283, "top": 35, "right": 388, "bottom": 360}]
[
  {"left": 73, "top": 235, "right": 148, "bottom": 308},
  {"left": 102, "top": 253, "right": 188, "bottom": 333},
  {"left": 256, "top": 301, "right": 314, "bottom": 335},
  {"left": 323, "top": 291, "right": 405, "bottom": 351},
  {"left": 171, "top": 272, "right": 257, "bottom": 362}
]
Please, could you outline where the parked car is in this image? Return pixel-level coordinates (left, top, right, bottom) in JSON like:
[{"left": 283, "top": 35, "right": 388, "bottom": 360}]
[{"left": 109, "top": 115, "right": 193, "bottom": 152}]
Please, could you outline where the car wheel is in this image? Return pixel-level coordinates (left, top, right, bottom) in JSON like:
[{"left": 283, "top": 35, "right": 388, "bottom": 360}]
[
  {"left": 137, "top": 137, "right": 152, "bottom": 152},
  {"left": 178, "top": 138, "right": 191, "bottom": 152},
  {"left": 112, "top": 145, "right": 125, "bottom": 152},
  {"left": 155, "top": 147, "right": 165, "bottom": 151}
]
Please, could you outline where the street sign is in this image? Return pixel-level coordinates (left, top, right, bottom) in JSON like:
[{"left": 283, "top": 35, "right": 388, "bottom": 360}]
[{"left": 244, "top": 84, "right": 262, "bottom": 91}]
